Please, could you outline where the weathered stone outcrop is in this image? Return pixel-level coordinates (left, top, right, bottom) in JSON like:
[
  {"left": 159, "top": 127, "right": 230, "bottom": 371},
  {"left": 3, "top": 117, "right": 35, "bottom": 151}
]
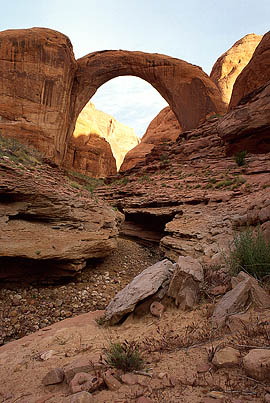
[
  {"left": 210, "top": 34, "right": 262, "bottom": 104},
  {"left": 229, "top": 31, "right": 270, "bottom": 108},
  {"left": 0, "top": 155, "right": 123, "bottom": 282},
  {"left": 217, "top": 81, "right": 270, "bottom": 155},
  {"left": 0, "top": 28, "right": 77, "bottom": 164},
  {"left": 120, "top": 107, "right": 181, "bottom": 171},
  {"left": 63, "top": 132, "right": 117, "bottom": 178},
  {"left": 72, "top": 101, "right": 140, "bottom": 171}
]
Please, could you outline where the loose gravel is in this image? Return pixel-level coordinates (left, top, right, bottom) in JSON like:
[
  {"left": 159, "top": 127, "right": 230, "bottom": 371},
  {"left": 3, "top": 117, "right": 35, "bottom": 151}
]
[{"left": 0, "top": 239, "right": 162, "bottom": 345}]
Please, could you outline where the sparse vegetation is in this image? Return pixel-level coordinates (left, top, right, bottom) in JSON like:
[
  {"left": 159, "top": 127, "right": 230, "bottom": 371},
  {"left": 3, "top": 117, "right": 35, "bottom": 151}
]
[
  {"left": 0, "top": 134, "right": 43, "bottom": 167},
  {"left": 234, "top": 150, "right": 247, "bottom": 167},
  {"left": 226, "top": 226, "right": 270, "bottom": 279},
  {"left": 104, "top": 340, "right": 145, "bottom": 372}
]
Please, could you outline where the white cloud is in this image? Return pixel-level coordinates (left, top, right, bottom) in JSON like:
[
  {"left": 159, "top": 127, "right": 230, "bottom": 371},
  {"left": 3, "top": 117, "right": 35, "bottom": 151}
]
[{"left": 91, "top": 76, "right": 168, "bottom": 137}]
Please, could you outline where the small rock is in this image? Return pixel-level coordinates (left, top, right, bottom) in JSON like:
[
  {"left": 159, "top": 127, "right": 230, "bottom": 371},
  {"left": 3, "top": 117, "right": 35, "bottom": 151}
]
[
  {"left": 243, "top": 349, "right": 270, "bottom": 381},
  {"left": 40, "top": 350, "right": 56, "bottom": 360},
  {"left": 137, "top": 397, "right": 154, "bottom": 403},
  {"left": 121, "top": 372, "right": 138, "bottom": 385},
  {"left": 42, "top": 368, "right": 64, "bottom": 385},
  {"left": 103, "top": 371, "right": 122, "bottom": 391},
  {"left": 70, "top": 372, "right": 101, "bottom": 394},
  {"left": 64, "top": 391, "right": 94, "bottom": 402},
  {"left": 207, "top": 391, "right": 225, "bottom": 399},
  {"left": 212, "top": 347, "right": 241, "bottom": 368},
  {"left": 150, "top": 301, "right": 165, "bottom": 318},
  {"left": 196, "top": 362, "right": 212, "bottom": 373}
]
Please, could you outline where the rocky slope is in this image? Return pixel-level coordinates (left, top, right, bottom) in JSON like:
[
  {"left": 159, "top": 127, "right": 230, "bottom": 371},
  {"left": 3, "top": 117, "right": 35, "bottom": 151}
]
[
  {"left": 120, "top": 107, "right": 181, "bottom": 172},
  {"left": 0, "top": 27, "right": 226, "bottom": 172},
  {"left": 96, "top": 87, "right": 270, "bottom": 263},
  {"left": 0, "top": 136, "right": 123, "bottom": 282},
  {"left": 73, "top": 101, "right": 140, "bottom": 171},
  {"left": 210, "top": 33, "right": 262, "bottom": 105}
]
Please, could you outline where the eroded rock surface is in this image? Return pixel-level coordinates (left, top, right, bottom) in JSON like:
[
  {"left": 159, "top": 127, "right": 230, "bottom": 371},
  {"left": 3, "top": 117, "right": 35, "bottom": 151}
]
[
  {"left": 0, "top": 155, "right": 123, "bottom": 281},
  {"left": 104, "top": 259, "right": 175, "bottom": 324},
  {"left": 0, "top": 27, "right": 226, "bottom": 172},
  {"left": 229, "top": 31, "right": 270, "bottom": 108},
  {"left": 210, "top": 33, "right": 262, "bottom": 104},
  {"left": 120, "top": 107, "right": 181, "bottom": 171}
]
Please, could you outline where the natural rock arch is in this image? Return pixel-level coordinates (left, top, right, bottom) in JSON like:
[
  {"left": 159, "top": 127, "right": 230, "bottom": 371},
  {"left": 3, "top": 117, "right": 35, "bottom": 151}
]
[
  {"left": 68, "top": 50, "right": 226, "bottom": 159},
  {"left": 0, "top": 28, "right": 226, "bottom": 166}
]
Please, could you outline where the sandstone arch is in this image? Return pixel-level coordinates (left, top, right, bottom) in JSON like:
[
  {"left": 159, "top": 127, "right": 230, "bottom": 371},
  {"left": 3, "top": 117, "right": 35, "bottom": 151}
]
[
  {"left": 68, "top": 50, "right": 226, "bottom": 155},
  {"left": 0, "top": 28, "right": 226, "bottom": 166}
]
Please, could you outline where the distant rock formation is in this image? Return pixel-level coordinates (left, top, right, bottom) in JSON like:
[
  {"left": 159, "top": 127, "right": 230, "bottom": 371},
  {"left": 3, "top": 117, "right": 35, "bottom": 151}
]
[
  {"left": 229, "top": 31, "right": 270, "bottom": 108},
  {"left": 63, "top": 132, "right": 117, "bottom": 178},
  {"left": 210, "top": 34, "right": 262, "bottom": 105},
  {"left": 73, "top": 101, "right": 140, "bottom": 171},
  {"left": 120, "top": 107, "right": 181, "bottom": 171},
  {"left": 0, "top": 27, "right": 226, "bottom": 172}
]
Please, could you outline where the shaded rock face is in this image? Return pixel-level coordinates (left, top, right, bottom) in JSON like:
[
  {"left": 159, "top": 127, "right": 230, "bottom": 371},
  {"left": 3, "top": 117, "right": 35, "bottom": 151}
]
[
  {"left": 218, "top": 81, "right": 270, "bottom": 155},
  {"left": 0, "top": 28, "right": 77, "bottom": 164},
  {"left": 210, "top": 34, "right": 262, "bottom": 105},
  {"left": 229, "top": 31, "right": 270, "bottom": 108},
  {"left": 63, "top": 132, "right": 117, "bottom": 178},
  {"left": 0, "top": 27, "right": 226, "bottom": 175},
  {"left": 120, "top": 107, "right": 181, "bottom": 172},
  {"left": 72, "top": 102, "right": 140, "bottom": 172},
  {"left": 0, "top": 157, "right": 123, "bottom": 282}
]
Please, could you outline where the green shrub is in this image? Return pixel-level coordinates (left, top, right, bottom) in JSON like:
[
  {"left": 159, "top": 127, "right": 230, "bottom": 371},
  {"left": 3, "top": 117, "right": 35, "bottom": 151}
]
[
  {"left": 226, "top": 226, "right": 270, "bottom": 279},
  {"left": 234, "top": 150, "right": 247, "bottom": 167},
  {"left": 104, "top": 340, "right": 144, "bottom": 372}
]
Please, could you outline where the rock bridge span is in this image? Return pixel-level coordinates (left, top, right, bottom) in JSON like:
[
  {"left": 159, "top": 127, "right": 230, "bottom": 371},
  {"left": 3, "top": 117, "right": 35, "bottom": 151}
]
[{"left": 0, "top": 28, "right": 226, "bottom": 164}]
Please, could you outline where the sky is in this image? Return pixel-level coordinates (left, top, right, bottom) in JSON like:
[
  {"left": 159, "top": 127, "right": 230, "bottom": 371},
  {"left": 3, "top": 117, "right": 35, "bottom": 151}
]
[{"left": 1, "top": 0, "right": 269, "bottom": 137}]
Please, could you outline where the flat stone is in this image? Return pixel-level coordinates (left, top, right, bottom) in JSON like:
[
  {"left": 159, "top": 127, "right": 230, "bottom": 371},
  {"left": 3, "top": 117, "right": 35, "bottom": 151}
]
[
  {"left": 104, "top": 259, "right": 175, "bottom": 324},
  {"left": 212, "top": 347, "right": 241, "bottom": 368},
  {"left": 121, "top": 372, "right": 138, "bottom": 385},
  {"left": 42, "top": 368, "right": 64, "bottom": 386},
  {"left": 63, "top": 356, "right": 102, "bottom": 383},
  {"left": 103, "top": 372, "right": 122, "bottom": 391}
]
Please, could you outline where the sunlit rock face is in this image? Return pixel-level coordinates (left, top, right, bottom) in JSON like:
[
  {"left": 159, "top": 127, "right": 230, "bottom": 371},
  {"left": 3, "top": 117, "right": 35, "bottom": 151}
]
[
  {"left": 120, "top": 106, "right": 182, "bottom": 172},
  {"left": 0, "top": 27, "right": 77, "bottom": 164},
  {"left": 73, "top": 101, "right": 140, "bottom": 171},
  {"left": 210, "top": 33, "right": 262, "bottom": 105},
  {"left": 229, "top": 31, "right": 270, "bottom": 108}
]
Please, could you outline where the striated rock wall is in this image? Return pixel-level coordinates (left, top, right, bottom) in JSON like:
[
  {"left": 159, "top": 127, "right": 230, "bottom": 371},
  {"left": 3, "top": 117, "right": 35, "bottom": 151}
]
[
  {"left": 120, "top": 106, "right": 181, "bottom": 171},
  {"left": 73, "top": 101, "right": 140, "bottom": 171},
  {"left": 0, "top": 28, "right": 77, "bottom": 164},
  {"left": 210, "top": 34, "right": 262, "bottom": 105},
  {"left": 229, "top": 31, "right": 270, "bottom": 108}
]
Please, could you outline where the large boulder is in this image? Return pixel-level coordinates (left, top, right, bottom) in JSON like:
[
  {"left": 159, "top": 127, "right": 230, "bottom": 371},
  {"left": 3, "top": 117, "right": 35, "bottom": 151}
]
[
  {"left": 120, "top": 107, "right": 181, "bottom": 171},
  {"left": 0, "top": 153, "right": 123, "bottom": 282},
  {"left": 210, "top": 34, "right": 262, "bottom": 105},
  {"left": 229, "top": 31, "right": 270, "bottom": 108},
  {"left": 104, "top": 259, "right": 175, "bottom": 324}
]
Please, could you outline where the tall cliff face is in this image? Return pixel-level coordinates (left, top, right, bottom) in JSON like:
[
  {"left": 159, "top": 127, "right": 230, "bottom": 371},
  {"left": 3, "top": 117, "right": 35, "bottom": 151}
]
[
  {"left": 0, "top": 28, "right": 77, "bottom": 163},
  {"left": 73, "top": 102, "right": 140, "bottom": 170},
  {"left": 229, "top": 31, "right": 270, "bottom": 108},
  {"left": 210, "top": 34, "right": 262, "bottom": 105},
  {"left": 120, "top": 107, "right": 181, "bottom": 172}
]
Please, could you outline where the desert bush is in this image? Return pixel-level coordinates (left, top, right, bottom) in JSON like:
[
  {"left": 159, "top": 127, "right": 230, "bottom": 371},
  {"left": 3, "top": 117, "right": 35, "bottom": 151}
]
[
  {"left": 234, "top": 150, "right": 247, "bottom": 167},
  {"left": 104, "top": 340, "right": 144, "bottom": 372},
  {"left": 226, "top": 226, "right": 270, "bottom": 279}
]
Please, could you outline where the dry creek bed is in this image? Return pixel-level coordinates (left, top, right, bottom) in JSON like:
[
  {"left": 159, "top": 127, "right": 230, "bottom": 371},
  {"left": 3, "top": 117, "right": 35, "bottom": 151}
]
[{"left": 0, "top": 239, "right": 162, "bottom": 345}]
